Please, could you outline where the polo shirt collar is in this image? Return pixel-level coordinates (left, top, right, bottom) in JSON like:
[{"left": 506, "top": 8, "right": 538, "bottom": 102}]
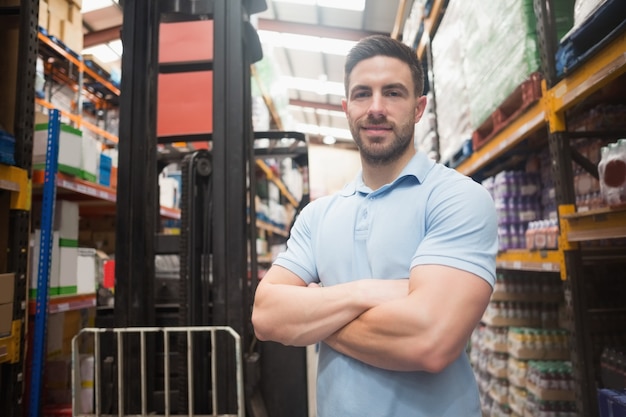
[{"left": 340, "top": 152, "right": 435, "bottom": 197}]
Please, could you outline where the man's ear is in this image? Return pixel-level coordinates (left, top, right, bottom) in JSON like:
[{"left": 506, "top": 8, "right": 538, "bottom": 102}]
[
  {"left": 341, "top": 98, "right": 348, "bottom": 114},
  {"left": 414, "top": 95, "right": 428, "bottom": 123}
]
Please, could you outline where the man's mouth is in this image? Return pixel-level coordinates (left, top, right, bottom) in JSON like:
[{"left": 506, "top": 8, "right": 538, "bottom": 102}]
[{"left": 362, "top": 125, "right": 392, "bottom": 134}]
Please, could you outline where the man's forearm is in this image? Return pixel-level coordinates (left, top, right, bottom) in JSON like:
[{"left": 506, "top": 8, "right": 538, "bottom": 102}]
[{"left": 253, "top": 277, "right": 409, "bottom": 346}]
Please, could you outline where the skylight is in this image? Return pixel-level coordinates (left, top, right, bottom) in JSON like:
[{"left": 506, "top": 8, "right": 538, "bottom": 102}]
[
  {"left": 81, "top": 0, "right": 118, "bottom": 13},
  {"left": 272, "top": 0, "right": 366, "bottom": 11},
  {"left": 281, "top": 76, "right": 345, "bottom": 97},
  {"left": 295, "top": 123, "right": 352, "bottom": 140},
  {"left": 258, "top": 31, "right": 356, "bottom": 56}
]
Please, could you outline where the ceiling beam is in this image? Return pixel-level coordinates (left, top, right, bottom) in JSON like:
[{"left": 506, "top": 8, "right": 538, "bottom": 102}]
[
  {"left": 83, "top": 25, "right": 122, "bottom": 48},
  {"left": 289, "top": 99, "right": 343, "bottom": 113},
  {"left": 257, "top": 18, "right": 386, "bottom": 41}
]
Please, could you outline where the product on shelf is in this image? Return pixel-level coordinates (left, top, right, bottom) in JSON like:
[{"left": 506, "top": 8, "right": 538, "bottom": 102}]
[
  {"left": 484, "top": 170, "right": 544, "bottom": 252},
  {"left": 598, "top": 139, "right": 626, "bottom": 207},
  {"left": 598, "top": 388, "right": 626, "bottom": 417},
  {"left": 600, "top": 347, "right": 626, "bottom": 390},
  {"left": 0, "top": 128, "right": 16, "bottom": 165},
  {"left": 430, "top": 0, "right": 472, "bottom": 164},
  {"left": 461, "top": 0, "right": 573, "bottom": 130},
  {"left": 556, "top": 0, "right": 623, "bottom": 76}
]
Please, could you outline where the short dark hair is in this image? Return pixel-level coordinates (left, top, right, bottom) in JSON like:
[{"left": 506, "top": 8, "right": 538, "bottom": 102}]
[{"left": 344, "top": 35, "right": 424, "bottom": 98}]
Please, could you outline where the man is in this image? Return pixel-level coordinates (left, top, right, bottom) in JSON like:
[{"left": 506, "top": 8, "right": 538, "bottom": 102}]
[{"left": 252, "top": 35, "right": 497, "bottom": 417}]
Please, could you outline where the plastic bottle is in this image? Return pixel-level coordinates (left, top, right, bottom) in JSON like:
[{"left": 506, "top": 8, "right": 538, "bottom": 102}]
[
  {"left": 546, "top": 219, "right": 559, "bottom": 249},
  {"left": 509, "top": 223, "right": 519, "bottom": 249},
  {"left": 534, "top": 220, "right": 547, "bottom": 250},
  {"left": 526, "top": 221, "right": 536, "bottom": 250},
  {"left": 598, "top": 140, "right": 626, "bottom": 206}
]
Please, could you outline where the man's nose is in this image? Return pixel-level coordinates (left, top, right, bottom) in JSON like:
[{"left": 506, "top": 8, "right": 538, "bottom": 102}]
[{"left": 367, "top": 93, "right": 385, "bottom": 116}]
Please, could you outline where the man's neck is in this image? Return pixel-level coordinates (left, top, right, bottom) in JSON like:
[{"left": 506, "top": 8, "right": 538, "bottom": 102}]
[{"left": 361, "top": 149, "right": 415, "bottom": 191}]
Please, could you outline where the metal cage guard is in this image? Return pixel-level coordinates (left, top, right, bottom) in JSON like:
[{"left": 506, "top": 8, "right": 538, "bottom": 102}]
[{"left": 71, "top": 326, "right": 244, "bottom": 417}]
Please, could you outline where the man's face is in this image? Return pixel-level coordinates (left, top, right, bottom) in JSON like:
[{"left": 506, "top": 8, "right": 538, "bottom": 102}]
[{"left": 342, "top": 56, "right": 425, "bottom": 165}]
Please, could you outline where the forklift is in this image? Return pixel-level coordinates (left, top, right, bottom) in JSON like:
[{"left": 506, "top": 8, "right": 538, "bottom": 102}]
[{"left": 78, "top": 1, "right": 311, "bottom": 416}]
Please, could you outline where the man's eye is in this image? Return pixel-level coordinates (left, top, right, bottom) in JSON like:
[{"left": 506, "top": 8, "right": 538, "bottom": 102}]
[{"left": 352, "top": 91, "right": 370, "bottom": 99}]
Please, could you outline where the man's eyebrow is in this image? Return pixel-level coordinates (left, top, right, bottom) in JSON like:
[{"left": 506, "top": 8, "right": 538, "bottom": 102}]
[
  {"left": 383, "top": 83, "right": 410, "bottom": 93},
  {"left": 347, "top": 84, "right": 372, "bottom": 99},
  {"left": 349, "top": 84, "right": 371, "bottom": 93}
]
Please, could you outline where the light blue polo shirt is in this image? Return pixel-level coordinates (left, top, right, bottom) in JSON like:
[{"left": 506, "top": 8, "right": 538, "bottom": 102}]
[{"left": 274, "top": 151, "right": 497, "bottom": 417}]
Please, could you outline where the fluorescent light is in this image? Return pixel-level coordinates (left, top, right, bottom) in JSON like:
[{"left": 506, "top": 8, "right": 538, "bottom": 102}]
[
  {"left": 258, "top": 31, "right": 356, "bottom": 55},
  {"left": 81, "top": 0, "right": 118, "bottom": 13},
  {"left": 295, "top": 123, "right": 352, "bottom": 140},
  {"left": 273, "top": 0, "right": 365, "bottom": 11},
  {"left": 282, "top": 76, "right": 344, "bottom": 97},
  {"left": 318, "top": 0, "right": 365, "bottom": 11},
  {"left": 288, "top": 106, "right": 345, "bottom": 119}
]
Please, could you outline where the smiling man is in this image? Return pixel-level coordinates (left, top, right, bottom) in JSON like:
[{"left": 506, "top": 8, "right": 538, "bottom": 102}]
[{"left": 252, "top": 35, "right": 498, "bottom": 417}]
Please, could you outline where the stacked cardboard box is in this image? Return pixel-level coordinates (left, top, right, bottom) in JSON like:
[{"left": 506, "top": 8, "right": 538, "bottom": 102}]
[
  {"left": 30, "top": 200, "right": 80, "bottom": 297},
  {"left": 0, "top": 273, "right": 14, "bottom": 336},
  {"left": 40, "top": 0, "right": 83, "bottom": 54},
  {"left": 33, "top": 122, "right": 100, "bottom": 182}
]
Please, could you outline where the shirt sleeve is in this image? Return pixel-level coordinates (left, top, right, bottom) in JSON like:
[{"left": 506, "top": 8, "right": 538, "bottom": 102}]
[
  {"left": 411, "top": 176, "right": 498, "bottom": 286},
  {"left": 272, "top": 202, "right": 319, "bottom": 285}
]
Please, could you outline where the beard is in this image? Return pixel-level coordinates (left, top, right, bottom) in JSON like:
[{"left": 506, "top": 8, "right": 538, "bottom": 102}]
[{"left": 349, "top": 114, "right": 414, "bottom": 165}]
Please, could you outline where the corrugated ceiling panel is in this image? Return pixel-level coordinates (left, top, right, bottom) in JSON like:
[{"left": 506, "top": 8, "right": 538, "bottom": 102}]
[
  {"left": 363, "top": 0, "right": 401, "bottom": 33},
  {"left": 289, "top": 49, "right": 324, "bottom": 79},
  {"left": 271, "top": 3, "right": 318, "bottom": 24},
  {"left": 319, "top": 8, "right": 363, "bottom": 30}
]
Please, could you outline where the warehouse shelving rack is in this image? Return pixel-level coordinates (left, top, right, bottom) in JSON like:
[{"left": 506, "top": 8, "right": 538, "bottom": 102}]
[
  {"left": 449, "top": 1, "right": 626, "bottom": 416},
  {"left": 36, "top": 30, "right": 121, "bottom": 145},
  {"left": 0, "top": 1, "right": 39, "bottom": 417}
]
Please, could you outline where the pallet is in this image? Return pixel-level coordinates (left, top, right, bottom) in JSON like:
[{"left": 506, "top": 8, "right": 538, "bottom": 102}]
[{"left": 472, "top": 72, "right": 543, "bottom": 152}]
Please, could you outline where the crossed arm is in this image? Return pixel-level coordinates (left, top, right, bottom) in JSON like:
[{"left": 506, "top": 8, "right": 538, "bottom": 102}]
[{"left": 251, "top": 263, "right": 492, "bottom": 373}]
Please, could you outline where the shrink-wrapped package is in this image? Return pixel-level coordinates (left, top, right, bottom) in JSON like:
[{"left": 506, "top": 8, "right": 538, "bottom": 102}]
[{"left": 430, "top": 0, "right": 472, "bottom": 163}]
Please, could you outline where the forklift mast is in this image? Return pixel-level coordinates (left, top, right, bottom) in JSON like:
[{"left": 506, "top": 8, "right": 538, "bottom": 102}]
[{"left": 104, "top": 0, "right": 310, "bottom": 415}]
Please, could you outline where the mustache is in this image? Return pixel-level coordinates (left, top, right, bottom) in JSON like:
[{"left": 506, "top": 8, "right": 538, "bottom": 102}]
[{"left": 366, "top": 114, "right": 388, "bottom": 124}]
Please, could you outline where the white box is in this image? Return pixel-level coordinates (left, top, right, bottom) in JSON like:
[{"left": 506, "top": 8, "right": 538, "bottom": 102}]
[
  {"left": 33, "top": 123, "right": 83, "bottom": 178},
  {"left": 31, "top": 229, "right": 61, "bottom": 297},
  {"left": 58, "top": 241, "right": 78, "bottom": 296},
  {"left": 54, "top": 200, "right": 79, "bottom": 240},
  {"left": 159, "top": 176, "right": 179, "bottom": 209},
  {"left": 80, "top": 135, "right": 100, "bottom": 182},
  {"left": 76, "top": 248, "right": 97, "bottom": 295}
]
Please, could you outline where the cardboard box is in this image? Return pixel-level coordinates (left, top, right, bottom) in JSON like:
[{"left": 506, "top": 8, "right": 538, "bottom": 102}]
[
  {"left": 0, "top": 16, "right": 19, "bottom": 137},
  {"left": 47, "top": 0, "right": 68, "bottom": 17},
  {"left": 91, "top": 231, "right": 115, "bottom": 255},
  {"left": 34, "top": 123, "right": 83, "bottom": 178},
  {"left": 58, "top": 240, "right": 78, "bottom": 296},
  {"left": 54, "top": 200, "right": 79, "bottom": 240},
  {"left": 0, "top": 273, "right": 15, "bottom": 304},
  {"left": 526, "top": 381, "right": 575, "bottom": 402},
  {"left": 62, "top": 18, "right": 83, "bottom": 53},
  {"left": 39, "top": 0, "right": 49, "bottom": 30},
  {"left": 30, "top": 230, "right": 61, "bottom": 297},
  {"left": 0, "top": 303, "right": 13, "bottom": 336},
  {"left": 46, "top": 12, "right": 64, "bottom": 40},
  {"left": 80, "top": 135, "right": 100, "bottom": 182},
  {"left": 0, "top": 192, "right": 9, "bottom": 273},
  {"left": 76, "top": 248, "right": 96, "bottom": 295}
]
